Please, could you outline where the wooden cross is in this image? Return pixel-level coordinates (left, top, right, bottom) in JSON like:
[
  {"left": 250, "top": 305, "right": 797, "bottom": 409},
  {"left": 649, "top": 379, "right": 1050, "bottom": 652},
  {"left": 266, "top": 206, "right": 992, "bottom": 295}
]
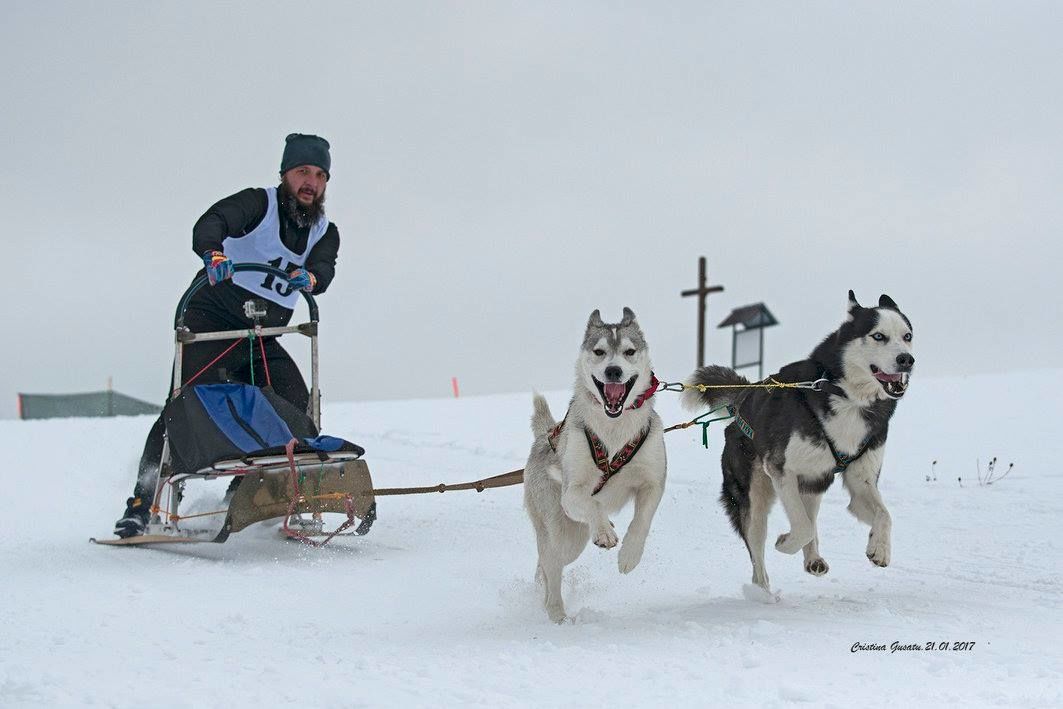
[{"left": 680, "top": 256, "right": 724, "bottom": 368}]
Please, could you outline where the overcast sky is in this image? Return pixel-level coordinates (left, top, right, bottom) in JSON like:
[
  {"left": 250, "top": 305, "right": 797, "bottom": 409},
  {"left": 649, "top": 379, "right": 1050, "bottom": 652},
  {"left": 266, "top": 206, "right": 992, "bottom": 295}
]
[{"left": 2, "top": 1, "right": 1060, "bottom": 419}]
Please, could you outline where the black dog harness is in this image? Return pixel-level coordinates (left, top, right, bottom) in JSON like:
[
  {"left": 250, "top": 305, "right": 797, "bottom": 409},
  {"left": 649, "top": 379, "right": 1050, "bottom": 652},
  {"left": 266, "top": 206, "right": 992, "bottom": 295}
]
[
  {"left": 729, "top": 381, "right": 873, "bottom": 475},
  {"left": 798, "top": 394, "right": 874, "bottom": 475}
]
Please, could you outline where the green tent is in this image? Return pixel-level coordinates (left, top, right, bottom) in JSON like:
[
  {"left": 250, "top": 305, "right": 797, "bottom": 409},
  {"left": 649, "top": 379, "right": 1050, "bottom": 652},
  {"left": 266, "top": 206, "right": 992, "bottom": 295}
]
[{"left": 18, "top": 391, "right": 161, "bottom": 420}]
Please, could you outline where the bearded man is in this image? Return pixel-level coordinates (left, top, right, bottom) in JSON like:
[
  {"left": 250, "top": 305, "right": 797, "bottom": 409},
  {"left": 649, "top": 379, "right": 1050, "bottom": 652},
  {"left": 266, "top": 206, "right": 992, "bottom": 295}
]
[{"left": 113, "top": 133, "right": 341, "bottom": 538}]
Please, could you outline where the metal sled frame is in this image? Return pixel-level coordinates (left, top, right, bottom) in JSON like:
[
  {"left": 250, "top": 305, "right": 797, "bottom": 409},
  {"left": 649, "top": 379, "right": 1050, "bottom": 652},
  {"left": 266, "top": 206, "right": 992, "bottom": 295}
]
[
  {"left": 134, "top": 264, "right": 374, "bottom": 545},
  {"left": 141, "top": 458, "right": 376, "bottom": 544}
]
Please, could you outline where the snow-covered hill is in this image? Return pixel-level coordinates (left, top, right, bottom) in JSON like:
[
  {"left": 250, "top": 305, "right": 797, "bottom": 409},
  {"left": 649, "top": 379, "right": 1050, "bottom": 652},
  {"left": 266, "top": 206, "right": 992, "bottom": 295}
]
[{"left": 1, "top": 370, "right": 1060, "bottom": 707}]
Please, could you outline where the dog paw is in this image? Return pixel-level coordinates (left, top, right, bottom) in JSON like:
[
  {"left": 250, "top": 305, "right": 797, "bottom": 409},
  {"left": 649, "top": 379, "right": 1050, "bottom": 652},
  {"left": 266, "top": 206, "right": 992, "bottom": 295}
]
[
  {"left": 593, "top": 525, "right": 619, "bottom": 549},
  {"left": 742, "top": 583, "right": 782, "bottom": 604},
  {"left": 546, "top": 603, "right": 567, "bottom": 624},
  {"left": 775, "top": 530, "right": 811, "bottom": 555},
  {"left": 618, "top": 541, "right": 644, "bottom": 574},
  {"left": 804, "top": 557, "right": 830, "bottom": 576},
  {"left": 866, "top": 531, "right": 891, "bottom": 567}
]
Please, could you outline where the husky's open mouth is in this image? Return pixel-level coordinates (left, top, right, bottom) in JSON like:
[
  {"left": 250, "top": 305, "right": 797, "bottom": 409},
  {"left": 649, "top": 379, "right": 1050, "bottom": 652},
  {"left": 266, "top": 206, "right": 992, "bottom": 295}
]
[
  {"left": 870, "top": 365, "right": 909, "bottom": 399},
  {"left": 593, "top": 375, "right": 638, "bottom": 418}
]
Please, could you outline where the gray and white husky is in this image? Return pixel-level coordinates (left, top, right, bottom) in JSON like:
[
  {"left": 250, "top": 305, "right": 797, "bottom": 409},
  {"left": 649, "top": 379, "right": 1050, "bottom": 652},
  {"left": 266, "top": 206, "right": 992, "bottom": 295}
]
[
  {"left": 524, "top": 308, "right": 667, "bottom": 623},
  {"left": 685, "top": 291, "right": 915, "bottom": 594}
]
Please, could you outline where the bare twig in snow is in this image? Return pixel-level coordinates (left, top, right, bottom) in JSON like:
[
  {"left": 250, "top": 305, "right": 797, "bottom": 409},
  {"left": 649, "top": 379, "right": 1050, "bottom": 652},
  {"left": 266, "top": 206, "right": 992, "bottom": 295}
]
[{"left": 987, "top": 462, "right": 1014, "bottom": 485}]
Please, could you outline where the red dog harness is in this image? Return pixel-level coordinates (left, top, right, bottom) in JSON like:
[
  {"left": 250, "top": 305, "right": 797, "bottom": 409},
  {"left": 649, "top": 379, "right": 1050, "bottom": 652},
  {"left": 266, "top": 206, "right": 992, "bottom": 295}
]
[{"left": 546, "top": 375, "right": 658, "bottom": 495}]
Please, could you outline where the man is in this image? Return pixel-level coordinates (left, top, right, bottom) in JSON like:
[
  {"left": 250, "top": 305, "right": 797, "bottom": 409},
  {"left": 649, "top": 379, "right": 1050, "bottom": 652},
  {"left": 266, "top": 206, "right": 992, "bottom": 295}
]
[{"left": 113, "top": 133, "right": 341, "bottom": 538}]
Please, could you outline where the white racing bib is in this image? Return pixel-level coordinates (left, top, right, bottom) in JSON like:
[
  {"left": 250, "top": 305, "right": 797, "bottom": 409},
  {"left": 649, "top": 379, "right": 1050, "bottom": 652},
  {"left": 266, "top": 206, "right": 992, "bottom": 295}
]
[{"left": 223, "top": 187, "right": 329, "bottom": 308}]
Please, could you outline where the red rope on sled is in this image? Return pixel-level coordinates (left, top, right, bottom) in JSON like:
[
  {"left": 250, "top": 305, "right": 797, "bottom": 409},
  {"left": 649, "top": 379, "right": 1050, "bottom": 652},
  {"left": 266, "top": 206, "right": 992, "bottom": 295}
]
[
  {"left": 257, "top": 334, "right": 272, "bottom": 388},
  {"left": 280, "top": 438, "right": 357, "bottom": 547},
  {"left": 182, "top": 338, "right": 244, "bottom": 388}
]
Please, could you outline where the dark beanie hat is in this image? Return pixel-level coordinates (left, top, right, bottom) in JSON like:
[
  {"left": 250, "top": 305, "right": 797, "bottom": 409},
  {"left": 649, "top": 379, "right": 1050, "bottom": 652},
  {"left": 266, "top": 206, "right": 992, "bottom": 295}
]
[{"left": 280, "top": 133, "right": 331, "bottom": 178}]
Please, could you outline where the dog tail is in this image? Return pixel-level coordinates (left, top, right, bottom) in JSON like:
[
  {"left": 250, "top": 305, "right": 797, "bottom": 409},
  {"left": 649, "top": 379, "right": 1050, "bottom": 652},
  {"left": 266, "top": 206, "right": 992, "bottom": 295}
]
[
  {"left": 530, "top": 393, "right": 557, "bottom": 439},
  {"left": 682, "top": 365, "right": 749, "bottom": 410}
]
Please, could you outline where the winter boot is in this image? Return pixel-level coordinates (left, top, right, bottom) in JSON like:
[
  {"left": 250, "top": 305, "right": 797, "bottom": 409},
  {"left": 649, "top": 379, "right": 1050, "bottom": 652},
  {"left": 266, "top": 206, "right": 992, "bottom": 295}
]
[{"left": 114, "top": 496, "right": 151, "bottom": 538}]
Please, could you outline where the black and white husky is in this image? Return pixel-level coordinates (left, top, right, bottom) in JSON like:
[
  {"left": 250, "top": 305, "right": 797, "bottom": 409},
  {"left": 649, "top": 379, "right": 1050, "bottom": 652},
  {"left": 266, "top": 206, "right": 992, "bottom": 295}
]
[
  {"left": 524, "top": 308, "right": 667, "bottom": 623},
  {"left": 685, "top": 292, "right": 914, "bottom": 594}
]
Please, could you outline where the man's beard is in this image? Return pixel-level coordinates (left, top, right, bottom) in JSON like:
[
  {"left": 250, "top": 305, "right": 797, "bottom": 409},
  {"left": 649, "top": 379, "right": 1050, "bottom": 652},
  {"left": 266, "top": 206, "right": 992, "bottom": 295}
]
[{"left": 278, "top": 181, "right": 326, "bottom": 228}]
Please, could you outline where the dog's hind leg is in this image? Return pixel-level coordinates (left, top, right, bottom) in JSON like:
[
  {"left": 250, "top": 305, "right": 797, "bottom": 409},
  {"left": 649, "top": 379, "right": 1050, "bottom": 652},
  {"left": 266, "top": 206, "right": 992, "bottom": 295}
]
[
  {"left": 540, "top": 516, "right": 590, "bottom": 624},
  {"left": 539, "top": 548, "right": 567, "bottom": 623},
  {"left": 800, "top": 493, "right": 829, "bottom": 576},
  {"left": 744, "top": 465, "right": 775, "bottom": 590},
  {"left": 528, "top": 510, "right": 563, "bottom": 619},
  {"left": 618, "top": 481, "right": 664, "bottom": 574},
  {"left": 525, "top": 471, "right": 574, "bottom": 621},
  {"left": 525, "top": 472, "right": 554, "bottom": 587},
  {"left": 767, "top": 462, "right": 815, "bottom": 555},
  {"left": 530, "top": 514, "right": 548, "bottom": 586}
]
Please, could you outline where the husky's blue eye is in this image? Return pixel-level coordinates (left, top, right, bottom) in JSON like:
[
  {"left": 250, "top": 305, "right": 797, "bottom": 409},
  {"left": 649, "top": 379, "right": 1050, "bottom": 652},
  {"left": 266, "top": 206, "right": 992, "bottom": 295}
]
[
  {"left": 903, "top": 333, "right": 912, "bottom": 342},
  {"left": 624, "top": 349, "right": 636, "bottom": 357},
  {"left": 593, "top": 349, "right": 605, "bottom": 357},
  {"left": 872, "top": 333, "right": 886, "bottom": 342}
]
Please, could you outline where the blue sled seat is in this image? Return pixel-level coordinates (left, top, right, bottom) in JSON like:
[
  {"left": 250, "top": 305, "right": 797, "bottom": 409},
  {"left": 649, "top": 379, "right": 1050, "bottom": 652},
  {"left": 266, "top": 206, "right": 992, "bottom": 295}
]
[{"left": 162, "top": 383, "right": 364, "bottom": 474}]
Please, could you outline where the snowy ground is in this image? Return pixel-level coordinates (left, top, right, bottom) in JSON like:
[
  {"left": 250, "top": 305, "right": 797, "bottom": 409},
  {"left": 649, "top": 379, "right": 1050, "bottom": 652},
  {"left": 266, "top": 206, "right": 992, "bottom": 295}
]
[{"left": 1, "top": 370, "right": 1061, "bottom": 707}]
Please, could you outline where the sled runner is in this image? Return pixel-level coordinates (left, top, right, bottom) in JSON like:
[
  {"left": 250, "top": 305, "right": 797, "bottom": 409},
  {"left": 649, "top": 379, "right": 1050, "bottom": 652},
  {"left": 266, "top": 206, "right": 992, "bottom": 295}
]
[{"left": 93, "top": 264, "right": 376, "bottom": 547}]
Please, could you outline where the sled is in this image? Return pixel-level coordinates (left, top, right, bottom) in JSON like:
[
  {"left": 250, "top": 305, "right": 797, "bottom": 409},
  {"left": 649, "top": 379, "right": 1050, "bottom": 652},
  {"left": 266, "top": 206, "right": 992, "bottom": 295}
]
[
  {"left": 92, "top": 459, "right": 377, "bottom": 546},
  {"left": 95, "top": 264, "right": 376, "bottom": 547}
]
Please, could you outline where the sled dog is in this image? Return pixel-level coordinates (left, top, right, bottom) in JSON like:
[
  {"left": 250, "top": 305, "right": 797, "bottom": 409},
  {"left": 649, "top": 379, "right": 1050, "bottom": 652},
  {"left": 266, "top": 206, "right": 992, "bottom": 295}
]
[
  {"left": 685, "top": 292, "right": 915, "bottom": 593},
  {"left": 524, "top": 308, "right": 667, "bottom": 623}
]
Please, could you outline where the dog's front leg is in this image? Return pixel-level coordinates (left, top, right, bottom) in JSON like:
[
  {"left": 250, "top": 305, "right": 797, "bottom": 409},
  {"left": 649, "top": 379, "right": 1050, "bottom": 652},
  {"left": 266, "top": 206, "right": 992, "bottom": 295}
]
[
  {"left": 767, "top": 463, "right": 814, "bottom": 554},
  {"left": 800, "top": 493, "right": 829, "bottom": 576},
  {"left": 843, "top": 464, "right": 892, "bottom": 567},
  {"left": 618, "top": 481, "right": 664, "bottom": 574},
  {"left": 561, "top": 483, "right": 617, "bottom": 549}
]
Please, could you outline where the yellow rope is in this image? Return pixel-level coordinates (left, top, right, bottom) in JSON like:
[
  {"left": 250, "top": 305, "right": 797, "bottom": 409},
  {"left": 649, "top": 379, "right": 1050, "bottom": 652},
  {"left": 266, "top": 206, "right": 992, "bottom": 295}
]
[{"left": 682, "top": 377, "right": 809, "bottom": 392}]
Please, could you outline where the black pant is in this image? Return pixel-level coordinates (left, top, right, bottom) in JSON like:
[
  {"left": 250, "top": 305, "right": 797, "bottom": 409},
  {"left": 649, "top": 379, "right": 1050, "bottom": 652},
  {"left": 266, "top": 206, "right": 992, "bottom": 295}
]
[{"left": 131, "top": 307, "right": 309, "bottom": 499}]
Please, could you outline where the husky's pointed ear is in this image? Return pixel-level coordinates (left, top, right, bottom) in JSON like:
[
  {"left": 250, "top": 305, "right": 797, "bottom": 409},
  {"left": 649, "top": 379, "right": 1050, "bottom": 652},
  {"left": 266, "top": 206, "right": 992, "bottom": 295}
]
[
  {"left": 587, "top": 309, "right": 605, "bottom": 328},
  {"left": 620, "top": 307, "right": 636, "bottom": 326},
  {"left": 847, "top": 290, "right": 861, "bottom": 321},
  {"left": 879, "top": 294, "right": 898, "bottom": 310}
]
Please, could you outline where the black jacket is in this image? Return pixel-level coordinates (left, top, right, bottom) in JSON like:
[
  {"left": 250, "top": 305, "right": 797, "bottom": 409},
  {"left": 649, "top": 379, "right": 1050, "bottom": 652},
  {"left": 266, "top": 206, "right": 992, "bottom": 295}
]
[{"left": 184, "top": 187, "right": 340, "bottom": 329}]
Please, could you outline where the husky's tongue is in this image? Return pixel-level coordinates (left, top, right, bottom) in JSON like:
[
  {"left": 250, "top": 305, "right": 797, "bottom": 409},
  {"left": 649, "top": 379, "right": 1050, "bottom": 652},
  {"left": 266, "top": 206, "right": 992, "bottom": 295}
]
[
  {"left": 604, "top": 382, "right": 627, "bottom": 407},
  {"left": 873, "top": 371, "right": 902, "bottom": 383}
]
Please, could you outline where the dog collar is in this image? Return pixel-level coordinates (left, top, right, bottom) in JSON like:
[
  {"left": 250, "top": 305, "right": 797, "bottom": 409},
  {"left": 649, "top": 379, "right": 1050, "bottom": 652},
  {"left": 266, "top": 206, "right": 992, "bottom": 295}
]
[
  {"left": 815, "top": 370, "right": 848, "bottom": 399},
  {"left": 627, "top": 374, "right": 661, "bottom": 410}
]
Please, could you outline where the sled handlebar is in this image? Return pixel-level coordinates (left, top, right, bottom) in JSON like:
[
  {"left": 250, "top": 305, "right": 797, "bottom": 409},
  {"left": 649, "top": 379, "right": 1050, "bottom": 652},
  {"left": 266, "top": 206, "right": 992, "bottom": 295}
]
[{"left": 174, "top": 263, "right": 319, "bottom": 328}]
